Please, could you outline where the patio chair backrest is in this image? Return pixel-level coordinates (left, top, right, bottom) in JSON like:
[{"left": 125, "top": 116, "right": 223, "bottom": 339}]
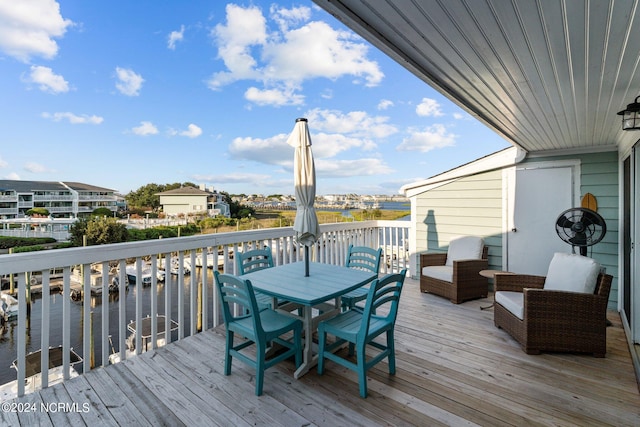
[
  {"left": 360, "top": 269, "right": 406, "bottom": 339},
  {"left": 236, "top": 245, "right": 274, "bottom": 274},
  {"left": 214, "top": 271, "right": 264, "bottom": 332},
  {"left": 345, "top": 245, "right": 382, "bottom": 274}
]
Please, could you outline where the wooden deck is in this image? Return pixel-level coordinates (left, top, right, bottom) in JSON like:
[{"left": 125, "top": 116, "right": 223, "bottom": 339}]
[{"left": 3, "top": 277, "right": 639, "bottom": 426}]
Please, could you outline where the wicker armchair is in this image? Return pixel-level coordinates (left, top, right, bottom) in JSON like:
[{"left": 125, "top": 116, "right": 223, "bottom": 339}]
[
  {"left": 494, "top": 253, "right": 613, "bottom": 357},
  {"left": 419, "top": 236, "right": 489, "bottom": 304}
]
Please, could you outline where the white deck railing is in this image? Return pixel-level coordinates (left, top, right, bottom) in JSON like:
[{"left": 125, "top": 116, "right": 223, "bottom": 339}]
[{"left": 0, "top": 220, "right": 409, "bottom": 398}]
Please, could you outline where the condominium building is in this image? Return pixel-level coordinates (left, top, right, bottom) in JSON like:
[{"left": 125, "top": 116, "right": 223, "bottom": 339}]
[{"left": 0, "top": 180, "right": 118, "bottom": 219}]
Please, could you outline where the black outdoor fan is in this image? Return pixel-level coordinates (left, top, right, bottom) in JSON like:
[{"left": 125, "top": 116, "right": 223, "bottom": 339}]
[{"left": 555, "top": 207, "right": 607, "bottom": 256}]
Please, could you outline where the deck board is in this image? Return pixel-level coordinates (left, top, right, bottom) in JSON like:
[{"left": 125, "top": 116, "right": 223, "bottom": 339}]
[{"left": 4, "top": 277, "right": 640, "bottom": 426}]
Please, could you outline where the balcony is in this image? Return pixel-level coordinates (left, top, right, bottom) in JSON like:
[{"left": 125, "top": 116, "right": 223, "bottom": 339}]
[
  {"left": 33, "top": 195, "right": 74, "bottom": 201},
  {"left": 1, "top": 220, "right": 639, "bottom": 425}
]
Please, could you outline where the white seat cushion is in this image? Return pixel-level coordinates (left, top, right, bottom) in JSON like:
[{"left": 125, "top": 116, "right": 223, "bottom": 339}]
[
  {"left": 445, "top": 236, "right": 484, "bottom": 266},
  {"left": 544, "top": 252, "right": 600, "bottom": 294},
  {"left": 422, "top": 265, "right": 453, "bottom": 282},
  {"left": 495, "top": 291, "right": 524, "bottom": 320}
]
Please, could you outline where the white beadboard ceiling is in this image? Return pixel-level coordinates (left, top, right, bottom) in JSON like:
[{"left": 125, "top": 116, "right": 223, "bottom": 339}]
[{"left": 313, "top": 0, "right": 640, "bottom": 154}]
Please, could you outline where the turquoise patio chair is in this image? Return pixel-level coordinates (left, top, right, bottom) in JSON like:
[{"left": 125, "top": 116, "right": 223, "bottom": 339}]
[
  {"left": 340, "top": 245, "right": 382, "bottom": 311},
  {"left": 317, "top": 269, "right": 407, "bottom": 398},
  {"left": 236, "top": 245, "right": 276, "bottom": 310},
  {"left": 214, "top": 271, "right": 302, "bottom": 396}
]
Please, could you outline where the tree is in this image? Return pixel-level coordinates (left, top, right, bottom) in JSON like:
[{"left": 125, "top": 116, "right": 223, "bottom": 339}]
[
  {"left": 26, "top": 207, "right": 50, "bottom": 217},
  {"left": 92, "top": 207, "right": 113, "bottom": 217},
  {"left": 220, "top": 191, "right": 255, "bottom": 218},
  {"left": 69, "top": 217, "right": 128, "bottom": 246}
]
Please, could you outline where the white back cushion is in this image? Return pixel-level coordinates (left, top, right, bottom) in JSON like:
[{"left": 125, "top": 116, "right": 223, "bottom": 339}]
[
  {"left": 445, "top": 236, "right": 484, "bottom": 266},
  {"left": 544, "top": 252, "right": 600, "bottom": 294}
]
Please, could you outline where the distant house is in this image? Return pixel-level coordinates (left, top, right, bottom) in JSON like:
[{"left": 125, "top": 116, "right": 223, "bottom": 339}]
[
  {"left": 0, "top": 180, "right": 118, "bottom": 219},
  {"left": 156, "top": 185, "right": 230, "bottom": 218}
]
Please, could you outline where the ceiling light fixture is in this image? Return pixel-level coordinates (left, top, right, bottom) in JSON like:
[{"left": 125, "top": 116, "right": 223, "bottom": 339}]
[{"left": 617, "top": 96, "right": 640, "bottom": 130}]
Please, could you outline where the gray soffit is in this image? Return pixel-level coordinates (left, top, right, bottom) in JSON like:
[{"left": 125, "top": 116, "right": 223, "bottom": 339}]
[{"left": 313, "top": 0, "right": 640, "bottom": 154}]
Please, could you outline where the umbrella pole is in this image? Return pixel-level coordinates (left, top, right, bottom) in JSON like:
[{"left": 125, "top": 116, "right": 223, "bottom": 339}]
[{"left": 305, "top": 246, "right": 310, "bottom": 277}]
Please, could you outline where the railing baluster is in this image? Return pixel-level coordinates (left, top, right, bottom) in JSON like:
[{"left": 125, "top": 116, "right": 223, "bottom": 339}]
[
  {"left": 165, "top": 252, "right": 173, "bottom": 345},
  {"left": 118, "top": 259, "right": 127, "bottom": 361},
  {"left": 101, "top": 262, "right": 109, "bottom": 367},
  {"left": 135, "top": 257, "right": 143, "bottom": 355},
  {"left": 177, "top": 251, "right": 185, "bottom": 340},
  {"left": 63, "top": 266, "right": 71, "bottom": 380},
  {"left": 82, "top": 263, "right": 90, "bottom": 374},
  {"left": 190, "top": 250, "right": 197, "bottom": 336},
  {"left": 201, "top": 247, "right": 208, "bottom": 332},
  {"left": 151, "top": 255, "right": 158, "bottom": 350},
  {"left": 40, "top": 269, "right": 50, "bottom": 389},
  {"left": 16, "top": 273, "right": 26, "bottom": 397}
]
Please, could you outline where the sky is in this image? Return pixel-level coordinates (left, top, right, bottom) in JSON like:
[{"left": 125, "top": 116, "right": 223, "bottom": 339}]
[{"left": 0, "top": 0, "right": 510, "bottom": 196}]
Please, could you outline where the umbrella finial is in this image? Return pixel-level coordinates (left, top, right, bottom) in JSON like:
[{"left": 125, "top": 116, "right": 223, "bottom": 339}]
[{"left": 296, "top": 117, "right": 307, "bottom": 122}]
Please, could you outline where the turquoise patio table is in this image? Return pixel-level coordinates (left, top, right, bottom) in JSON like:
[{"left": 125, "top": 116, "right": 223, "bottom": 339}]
[{"left": 241, "top": 261, "right": 376, "bottom": 378}]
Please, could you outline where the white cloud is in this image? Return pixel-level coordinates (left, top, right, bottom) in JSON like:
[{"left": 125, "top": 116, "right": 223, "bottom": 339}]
[
  {"left": 228, "top": 133, "right": 290, "bottom": 165},
  {"left": 0, "top": 157, "right": 8, "bottom": 168},
  {"left": 131, "top": 121, "right": 158, "bottom": 136},
  {"left": 207, "top": 4, "right": 382, "bottom": 106},
  {"left": 115, "top": 67, "right": 144, "bottom": 96},
  {"left": 305, "top": 108, "right": 397, "bottom": 139},
  {"left": 269, "top": 5, "right": 311, "bottom": 32},
  {"left": 320, "top": 89, "right": 333, "bottom": 99},
  {"left": 397, "top": 124, "right": 457, "bottom": 152},
  {"left": 4, "top": 172, "right": 20, "bottom": 180},
  {"left": 245, "top": 86, "right": 304, "bottom": 106},
  {"left": 168, "top": 25, "right": 185, "bottom": 50},
  {"left": 310, "top": 132, "right": 377, "bottom": 157},
  {"left": 377, "top": 99, "right": 394, "bottom": 110},
  {"left": 416, "top": 97, "right": 444, "bottom": 117},
  {"left": 208, "top": 4, "right": 267, "bottom": 89},
  {"left": 180, "top": 123, "right": 202, "bottom": 138},
  {"left": 42, "top": 112, "right": 103, "bottom": 124},
  {"left": 25, "top": 65, "right": 69, "bottom": 93},
  {"left": 24, "top": 162, "right": 53, "bottom": 173},
  {"left": 315, "top": 158, "right": 394, "bottom": 177},
  {"left": 0, "top": 0, "right": 73, "bottom": 62},
  {"left": 262, "top": 21, "right": 382, "bottom": 86},
  {"left": 192, "top": 172, "right": 272, "bottom": 186},
  {"left": 229, "top": 130, "right": 379, "bottom": 166}
]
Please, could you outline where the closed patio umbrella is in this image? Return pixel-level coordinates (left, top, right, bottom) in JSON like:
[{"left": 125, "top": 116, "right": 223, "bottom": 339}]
[{"left": 287, "top": 118, "right": 320, "bottom": 276}]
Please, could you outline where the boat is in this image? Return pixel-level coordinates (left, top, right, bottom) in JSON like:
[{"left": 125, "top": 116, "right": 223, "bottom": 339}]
[
  {"left": 0, "top": 292, "right": 19, "bottom": 319},
  {"left": 69, "top": 265, "right": 125, "bottom": 300},
  {"left": 194, "top": 249, "right": 233, "bottom": 269},
  {"left": 109, "top": 315, "right": 179, "bottom": 364},
  {"left": 0, "top": 346, "right": 82, "bottom": 401},
  {"left": 159, "top": 257, "right": 191, "bottom": 275},
  {"left": 123, "top": 264, "right": 165, "bottom": 286}
]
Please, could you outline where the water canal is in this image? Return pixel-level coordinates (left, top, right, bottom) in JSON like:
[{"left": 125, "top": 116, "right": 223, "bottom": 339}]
[{"left": 0, "top": 270, "right": 217, "bottom": 387}]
